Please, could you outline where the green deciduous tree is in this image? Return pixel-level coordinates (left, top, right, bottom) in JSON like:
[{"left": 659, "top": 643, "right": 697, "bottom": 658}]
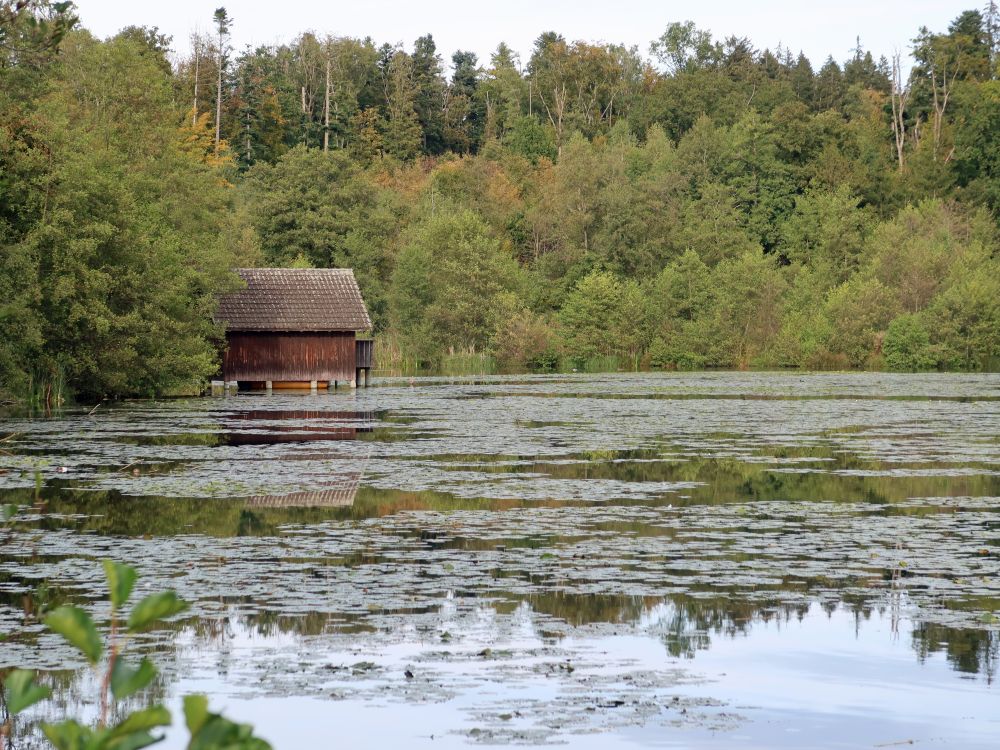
[
  {"left": 709, "top": 250, "right": 786, "bottom": 367},
  {"left": 2, "top": 31, "right": 241, "bottom": 399},
  {"left": 558, "top": 270, "right": 651, "bottom": 366},
  {"left": 650, "top": 21, "right": 720, "bottom": 74},
  {"left": 677, "top": 183, "right": 760, "bottom": 265},
  {"left": 822, "top": 274, "right": 899, "bottom": 368},
  {"left": 867, "top": 199, "right": 993, "bottom": 313},
  {"left": 921, "top": 254, "right": 1000, "bottom": 369},
  {"left": 883, "top": 314, "right": 936, "bottom": 370},
  {"left": 241, "top": 145, "right": 399, "bottom": 328},
  {"left": 390, "top": 209, "right": 523, "bottom": 363},
  {"left": 779, "top": 185, "right": 873, "bottom": 282},
  {"left": 647, "top": 249, "right": 715, "bottom": 369}
]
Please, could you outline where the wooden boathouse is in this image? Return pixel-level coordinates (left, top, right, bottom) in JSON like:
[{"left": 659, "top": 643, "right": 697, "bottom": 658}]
[{"left": 216, "top": 268, "right": 373, "bottom": 390}]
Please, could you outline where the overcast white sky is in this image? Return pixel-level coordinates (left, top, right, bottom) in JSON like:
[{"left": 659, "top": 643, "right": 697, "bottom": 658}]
[{"left": 73, "top": 0, "right": 973, "bottom": 71}]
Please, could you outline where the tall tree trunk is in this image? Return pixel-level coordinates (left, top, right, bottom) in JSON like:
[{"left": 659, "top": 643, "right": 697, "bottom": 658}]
[
  {"left": 192, "top": 41, "right": 200, "bottom": 127},
  {"left": 211, "top": 8, "right": 230, "bottom": 155},
  {"left": 929, "top": 63, "right": 953, "bottom": 162},
  {"left": 324, "top": 57, "right": 331, "bottom": 152},
  {"left": 890, "top": 53, "right": 908, "bottom": 171},
  {"left": 988, "top": 1, "right": 1000, "bottom": 67},
  {"left": 214, "top": 43, "right": 223, "bottom": 154},
  {"left": 537, "top": 82, "right": 566, "bottom": 158}
]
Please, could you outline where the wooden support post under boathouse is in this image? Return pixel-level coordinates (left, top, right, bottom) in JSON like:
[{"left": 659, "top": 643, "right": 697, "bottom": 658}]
[
  {"left": 355, "top": 337, "right": 373, "bottom": 387},
  {"left": 216, "top": 268, "right": 373, "bottom": 391}
]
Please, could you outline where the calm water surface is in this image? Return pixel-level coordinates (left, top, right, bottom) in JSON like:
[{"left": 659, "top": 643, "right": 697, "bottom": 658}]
[{"left": 1, "top": 372, "right": 999, "bottom": 748}]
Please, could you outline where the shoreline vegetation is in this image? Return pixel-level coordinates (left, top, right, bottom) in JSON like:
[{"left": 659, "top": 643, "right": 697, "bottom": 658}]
[{"left": 1, "top": 4, "right": 999, "bottom": 405}]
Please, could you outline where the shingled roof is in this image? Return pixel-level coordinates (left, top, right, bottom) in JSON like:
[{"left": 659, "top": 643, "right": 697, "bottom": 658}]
[{"left": 217, "top": 268, "right": 372, "bottom": 332}]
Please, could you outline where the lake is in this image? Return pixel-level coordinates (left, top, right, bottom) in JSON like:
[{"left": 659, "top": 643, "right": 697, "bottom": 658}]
[{"left": 1, "top": 372, "right": 999, "bottom": 748}]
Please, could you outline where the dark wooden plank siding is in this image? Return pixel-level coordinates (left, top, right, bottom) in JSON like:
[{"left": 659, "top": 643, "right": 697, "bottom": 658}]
[
  {"left": 355, "top": 338, "right": 374, "bottom": 369},
  {"left": 223, "top": 331, "right": 356, "bottom": 382}
]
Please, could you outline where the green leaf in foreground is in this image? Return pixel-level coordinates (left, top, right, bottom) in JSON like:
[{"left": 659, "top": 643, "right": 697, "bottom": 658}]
[
  {"left": 44, "top": 606, "right": 103, "bottom": 664},
  {"left": 0, "top": 503, "right": 16, "bottom": 522},
  {"left": 107, "top": 704, "right": 171, "bottom": 739},
  {"left": 183, "top": 694, "right": 210, "bottom": 736},
  {"left": 103, "top": 560, "right": 138, "bottom": 610},
  {"left": 110, "top": 657, "right": 158, "bottom": 700},
  {"left": 106, "top": 730, "right": 164, "bottom": 750},
  {"left": 184, "top": 694, "right": 272, "bottom": 750},
  {"left": 4, "top": 669, "right": 52, "bottom": 714},
  {"left": 41, "top": 719, "right": 93, "bottom": 750},
  {"left": 127, "top": 591, "right": 188, "bottom": 632}
]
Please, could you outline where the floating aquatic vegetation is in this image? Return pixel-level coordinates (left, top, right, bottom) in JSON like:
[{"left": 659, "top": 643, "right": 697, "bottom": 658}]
[{"left": 1, "top": 372, "right": 999, "bottom": 747}]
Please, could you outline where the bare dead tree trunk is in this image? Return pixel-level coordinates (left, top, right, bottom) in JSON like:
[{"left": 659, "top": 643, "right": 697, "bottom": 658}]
[
  {"left": 483, "top": 89, "right": 495, "bottom": 140},
  {"left": 601, "top": 92, "right": 616, "bottom": 125},
  {"left": 890, "top": 53, "right": 909, "bottom": 171},
  {"left": 987, "top": 1, "right": 1000, "bottom": 67},
  {"left": 537, "top": 82, "right": 567, "bottom": 158},
  {"left": 192, "top": 38, "right": 201, "bottom": 127},
  {"left": 929, "top": 62, "right": 953, "bottom": 161}
]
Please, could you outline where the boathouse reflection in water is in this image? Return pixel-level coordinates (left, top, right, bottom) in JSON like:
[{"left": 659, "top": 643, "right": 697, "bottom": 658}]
[
  {"left": 222, "top": 409, "right": 375, "bottom": 445},
  {"left": 244, "top": 482, "right": 361, "bottom": 509},
  {"left": 224, "top": 409, "right": 372, "bottom": 508}
]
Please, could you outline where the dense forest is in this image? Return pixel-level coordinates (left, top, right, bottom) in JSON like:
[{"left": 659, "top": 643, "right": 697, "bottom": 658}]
[{"left": 1, "top": 2, "right": 999, "bottom": 400}]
